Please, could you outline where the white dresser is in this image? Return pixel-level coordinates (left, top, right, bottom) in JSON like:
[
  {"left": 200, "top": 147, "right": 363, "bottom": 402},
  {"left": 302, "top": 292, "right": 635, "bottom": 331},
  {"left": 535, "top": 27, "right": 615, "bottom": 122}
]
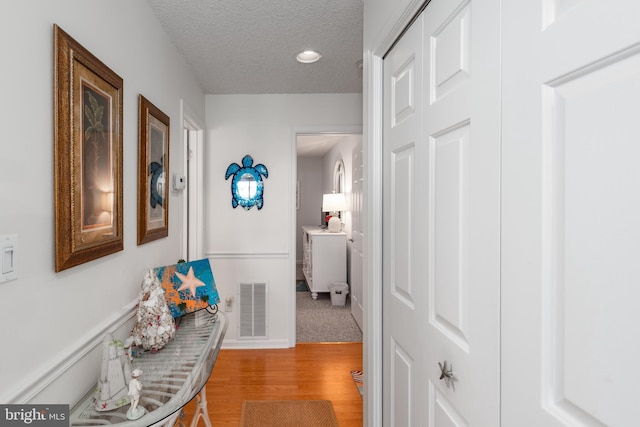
[{"left": 302, "top": 226, "right": 347, "bottom": 299}]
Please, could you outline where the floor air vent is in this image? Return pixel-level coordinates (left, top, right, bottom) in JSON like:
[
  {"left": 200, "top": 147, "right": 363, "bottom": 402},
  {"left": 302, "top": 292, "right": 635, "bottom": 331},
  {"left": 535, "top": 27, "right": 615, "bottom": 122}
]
[{"left": 239, "top": 282, "right": 267, "bottom": 339}]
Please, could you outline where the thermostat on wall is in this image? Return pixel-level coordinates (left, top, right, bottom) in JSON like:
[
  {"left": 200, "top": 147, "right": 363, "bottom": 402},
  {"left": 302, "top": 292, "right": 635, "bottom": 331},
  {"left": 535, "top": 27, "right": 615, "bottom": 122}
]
[{"left": 172, "top": 174, "right": 186, "bottom": 191}]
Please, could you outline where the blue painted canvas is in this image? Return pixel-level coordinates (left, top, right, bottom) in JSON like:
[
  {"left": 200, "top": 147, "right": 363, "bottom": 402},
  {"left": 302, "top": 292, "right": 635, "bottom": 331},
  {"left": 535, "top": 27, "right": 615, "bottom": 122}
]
[{"left": 153, "top": 259, "right": 220, "bottom": 318}]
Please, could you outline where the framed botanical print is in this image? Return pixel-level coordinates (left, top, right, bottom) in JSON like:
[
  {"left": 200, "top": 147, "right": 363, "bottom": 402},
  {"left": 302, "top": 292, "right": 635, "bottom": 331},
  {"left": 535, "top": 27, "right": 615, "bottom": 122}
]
[
  {"left": 53, "top": 24, "right": 124, "bottom": 272},
  {"left": 137, "top": 95, "right": 170, "bottom": 245}
]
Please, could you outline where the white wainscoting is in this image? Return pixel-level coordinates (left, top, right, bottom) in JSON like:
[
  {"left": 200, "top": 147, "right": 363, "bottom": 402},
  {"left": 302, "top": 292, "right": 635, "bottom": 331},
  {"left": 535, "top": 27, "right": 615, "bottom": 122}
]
[
  {"left": 8, "top": 250, "right": 294, "bottom": 405},
  {"left": 5, "top": 301, "right": 138, "bottom": 406},
  {"left": 205, "top": 251, "right": 289, "bottom": 259},
  {"left": 205, "top": 252, "right": 295, "bottom": 348}
]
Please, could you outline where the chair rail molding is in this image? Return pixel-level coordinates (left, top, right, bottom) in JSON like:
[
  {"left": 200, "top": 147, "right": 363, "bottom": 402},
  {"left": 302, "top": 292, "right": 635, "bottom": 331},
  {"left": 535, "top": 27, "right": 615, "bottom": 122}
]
[
  {"left": 3, "top": 300, "right": 138, "bottom": 404},
  {"left": 205, "top": 251, "right": 288, "bottom": 259}
]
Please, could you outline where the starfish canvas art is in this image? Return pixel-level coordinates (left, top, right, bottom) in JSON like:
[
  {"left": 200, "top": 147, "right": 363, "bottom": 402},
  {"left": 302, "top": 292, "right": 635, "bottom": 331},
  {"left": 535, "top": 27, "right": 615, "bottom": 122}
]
[
  {"left": 175, "top": 266, "right": 205, "bottom": 297},
  {"left": 153, "top": 259, "right": 220, "bottom": 318}
]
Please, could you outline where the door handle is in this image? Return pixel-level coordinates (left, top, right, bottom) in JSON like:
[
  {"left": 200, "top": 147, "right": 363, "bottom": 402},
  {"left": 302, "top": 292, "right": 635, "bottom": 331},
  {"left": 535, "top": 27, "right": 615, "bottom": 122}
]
[{"left": 438, "top": 360, "right": 456, "bottom": 390}]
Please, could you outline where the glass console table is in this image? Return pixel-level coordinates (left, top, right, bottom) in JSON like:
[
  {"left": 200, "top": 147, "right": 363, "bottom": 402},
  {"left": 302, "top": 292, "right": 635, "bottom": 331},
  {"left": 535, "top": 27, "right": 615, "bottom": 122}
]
[{"left": 70, "top": 310, "right": 227, "bottom": 427}]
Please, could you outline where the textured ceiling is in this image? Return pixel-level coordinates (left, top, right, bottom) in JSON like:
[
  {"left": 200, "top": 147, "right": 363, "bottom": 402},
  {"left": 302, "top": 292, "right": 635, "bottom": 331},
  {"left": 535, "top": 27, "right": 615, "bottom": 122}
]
[{"left": 145, "top": 0, "right": 364, "bottom": 94}]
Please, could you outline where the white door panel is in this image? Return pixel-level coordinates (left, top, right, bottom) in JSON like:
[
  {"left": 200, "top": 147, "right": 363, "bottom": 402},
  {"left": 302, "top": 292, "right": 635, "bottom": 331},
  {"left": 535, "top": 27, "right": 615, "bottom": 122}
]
[
  {"left": 383, "top": 0, "right": 500, "bottom": 425},
  {"left": 424, "top": 2, "right": 473, "bottom": 420},
  {"left": 503, "top": 0, "right": 640, "bottom": 425},
  {"left": 351, "top": 141, "right": 364, "bottom": 330},
  {"left": 384, "top": 12, "right": 426, "bottom": 426},
  {"left": 430, "top": 124, "right": 470, "bottom": 352}
]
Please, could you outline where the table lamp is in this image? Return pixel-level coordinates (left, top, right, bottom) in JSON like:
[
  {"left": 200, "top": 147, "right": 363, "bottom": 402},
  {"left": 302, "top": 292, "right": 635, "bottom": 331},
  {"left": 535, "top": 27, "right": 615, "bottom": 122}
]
[{"left": 322, "top": 193, "right": 347, "bottom": 232}]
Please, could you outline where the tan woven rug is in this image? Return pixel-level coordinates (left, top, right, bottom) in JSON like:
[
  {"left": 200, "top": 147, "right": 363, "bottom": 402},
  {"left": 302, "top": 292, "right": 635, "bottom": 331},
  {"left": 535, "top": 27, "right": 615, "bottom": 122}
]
[{"left": 239, "top": 400, "right": 339, "bottom": 427}]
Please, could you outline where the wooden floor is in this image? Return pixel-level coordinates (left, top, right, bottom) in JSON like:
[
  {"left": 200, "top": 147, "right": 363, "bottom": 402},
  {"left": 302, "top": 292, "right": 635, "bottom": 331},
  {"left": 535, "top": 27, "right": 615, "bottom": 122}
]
[{"left": 179, "top": 342, "right": 363, "bottom": 426}]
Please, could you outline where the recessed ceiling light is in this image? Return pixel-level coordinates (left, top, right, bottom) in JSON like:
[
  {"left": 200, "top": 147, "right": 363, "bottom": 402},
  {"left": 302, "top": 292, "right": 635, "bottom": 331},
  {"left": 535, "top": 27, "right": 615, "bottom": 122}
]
[{"left": 296, "top": 50, "right": 322, "bottom": 64}]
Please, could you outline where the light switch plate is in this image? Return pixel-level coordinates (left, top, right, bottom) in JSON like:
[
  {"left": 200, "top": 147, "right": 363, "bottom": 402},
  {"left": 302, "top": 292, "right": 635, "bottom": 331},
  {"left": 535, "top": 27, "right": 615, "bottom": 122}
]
[{"left": 0, "top": 234, "right": 18, "bottom": 283}]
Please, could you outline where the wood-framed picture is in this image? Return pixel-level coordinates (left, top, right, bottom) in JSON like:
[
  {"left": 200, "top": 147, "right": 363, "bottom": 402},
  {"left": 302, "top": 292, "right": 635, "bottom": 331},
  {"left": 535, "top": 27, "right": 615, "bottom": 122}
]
[
  {"left": 53, "top": 24, "right": 124, "bottom": 272},
  {"left": 137, "top": 95, "right": 170, "bottom": 245}
]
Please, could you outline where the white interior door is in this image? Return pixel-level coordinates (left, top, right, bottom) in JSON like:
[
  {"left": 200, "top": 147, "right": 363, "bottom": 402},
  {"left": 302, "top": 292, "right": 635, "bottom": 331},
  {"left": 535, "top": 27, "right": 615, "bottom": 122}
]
[
  {"left": 181, "top": 102, "right": 205, "bottom": 261},
  {"left": 351, "top": 141, "right": 364, "bottom": 330},
  {"left": 382, "top": 0, "right": 501, "bottom": 425},
  {"left": 383, "top": 13, "right": 427, "bottom": 424},
  {"left": 502, "top": 1, "right": 640, "bottom": 425}
]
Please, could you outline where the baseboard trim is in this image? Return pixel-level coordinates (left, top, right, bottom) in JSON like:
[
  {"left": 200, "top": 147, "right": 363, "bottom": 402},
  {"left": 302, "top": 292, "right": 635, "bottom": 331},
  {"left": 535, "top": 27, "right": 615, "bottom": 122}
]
[
  {"left": 205, "top": 251, "right": 288, "bottom": 259},
  {"left": 4, "top": 300, "right": 138, "bottom": 404}
]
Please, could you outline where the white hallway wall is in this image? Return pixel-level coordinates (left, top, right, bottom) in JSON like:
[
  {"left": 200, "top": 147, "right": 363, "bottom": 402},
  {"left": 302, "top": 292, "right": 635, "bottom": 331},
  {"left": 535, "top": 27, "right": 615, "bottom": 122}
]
[
  {"left": 0, "top": 0, "right": 205, "bottom": 404},
  {"left": 205, "top": 94, "right": 362, "bottom": 347}
]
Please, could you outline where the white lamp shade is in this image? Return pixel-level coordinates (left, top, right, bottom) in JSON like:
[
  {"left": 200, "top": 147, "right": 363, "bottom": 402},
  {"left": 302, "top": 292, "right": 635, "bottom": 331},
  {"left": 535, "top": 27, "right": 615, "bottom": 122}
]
[{"left": 322, "top": 193, "right": 347, "bottom": 213}]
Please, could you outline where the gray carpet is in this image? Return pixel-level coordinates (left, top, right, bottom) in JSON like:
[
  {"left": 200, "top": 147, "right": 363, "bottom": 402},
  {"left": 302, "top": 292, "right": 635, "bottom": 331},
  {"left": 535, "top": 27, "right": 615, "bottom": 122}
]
[{"left": 296, "top": 290, "right": 363, "bottom": 343}]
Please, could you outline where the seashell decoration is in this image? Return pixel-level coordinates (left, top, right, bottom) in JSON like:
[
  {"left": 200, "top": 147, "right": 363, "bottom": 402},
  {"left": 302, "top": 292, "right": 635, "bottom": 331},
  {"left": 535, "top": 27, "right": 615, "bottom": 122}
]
[{"left": 131, "top": 270, "right": 176, "bottom": 352}]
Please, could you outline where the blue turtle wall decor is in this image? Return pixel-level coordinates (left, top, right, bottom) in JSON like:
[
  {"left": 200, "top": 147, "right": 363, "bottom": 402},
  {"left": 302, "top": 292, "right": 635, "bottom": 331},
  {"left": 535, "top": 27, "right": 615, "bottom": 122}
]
[{"left": 225, "top": 155, "right": 269, "bottom": 210}]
